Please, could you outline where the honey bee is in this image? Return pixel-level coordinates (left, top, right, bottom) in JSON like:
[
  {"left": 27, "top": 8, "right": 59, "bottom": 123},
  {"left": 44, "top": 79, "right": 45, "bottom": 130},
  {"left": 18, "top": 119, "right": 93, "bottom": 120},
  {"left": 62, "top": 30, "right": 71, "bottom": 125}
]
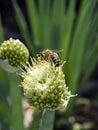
[{"left": 40, "top": 49, "right": 62, "bottom": 67}]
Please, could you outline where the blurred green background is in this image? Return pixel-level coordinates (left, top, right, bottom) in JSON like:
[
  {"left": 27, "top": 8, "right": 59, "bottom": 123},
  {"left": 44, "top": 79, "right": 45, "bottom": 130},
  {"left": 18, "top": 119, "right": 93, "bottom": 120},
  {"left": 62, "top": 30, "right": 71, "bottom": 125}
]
[{"left": 0, "top": 0, "right": 98, "bottom": 130}]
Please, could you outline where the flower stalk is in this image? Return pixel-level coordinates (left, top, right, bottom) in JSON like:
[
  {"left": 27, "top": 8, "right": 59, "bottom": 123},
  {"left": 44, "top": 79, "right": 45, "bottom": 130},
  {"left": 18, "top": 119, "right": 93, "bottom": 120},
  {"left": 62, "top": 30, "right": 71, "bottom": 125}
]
[{"left": 9, "top": 73, "right": 24, "bottom": 130}]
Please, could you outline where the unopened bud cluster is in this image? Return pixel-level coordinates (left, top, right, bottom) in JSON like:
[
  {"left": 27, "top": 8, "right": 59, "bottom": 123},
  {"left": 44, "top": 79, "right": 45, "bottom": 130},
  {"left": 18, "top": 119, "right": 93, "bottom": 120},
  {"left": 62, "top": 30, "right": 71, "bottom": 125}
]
[{"left": 0, "top": 38, "right": 29, "bottom": 72}]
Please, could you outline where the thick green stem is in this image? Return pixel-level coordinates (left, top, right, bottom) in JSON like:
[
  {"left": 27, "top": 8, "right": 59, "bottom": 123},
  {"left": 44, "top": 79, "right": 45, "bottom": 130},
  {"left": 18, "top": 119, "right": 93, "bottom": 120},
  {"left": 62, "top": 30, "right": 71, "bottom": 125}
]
[
  {"left": 39, "top": 110, "right": 55, "bottom": 130},
  {"left": 9, "top": 73, "right": 24, "bottom": 130}
]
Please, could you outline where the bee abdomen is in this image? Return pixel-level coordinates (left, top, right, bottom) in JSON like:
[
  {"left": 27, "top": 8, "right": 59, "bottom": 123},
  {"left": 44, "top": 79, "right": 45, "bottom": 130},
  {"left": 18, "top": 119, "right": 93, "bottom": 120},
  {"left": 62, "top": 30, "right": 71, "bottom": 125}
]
[{"left": 52, "top": 56, "right": 60, "bottom": 67}]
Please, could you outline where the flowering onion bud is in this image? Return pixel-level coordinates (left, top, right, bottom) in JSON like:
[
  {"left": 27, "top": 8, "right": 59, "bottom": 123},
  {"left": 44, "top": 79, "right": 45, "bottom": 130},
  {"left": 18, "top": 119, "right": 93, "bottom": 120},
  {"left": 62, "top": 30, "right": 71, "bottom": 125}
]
[
  {"left": 0, "top": 38, "right": 29, "bottom": 72},
  {"left": 21, "top": 57, "right": 74, "bottom": 110}
]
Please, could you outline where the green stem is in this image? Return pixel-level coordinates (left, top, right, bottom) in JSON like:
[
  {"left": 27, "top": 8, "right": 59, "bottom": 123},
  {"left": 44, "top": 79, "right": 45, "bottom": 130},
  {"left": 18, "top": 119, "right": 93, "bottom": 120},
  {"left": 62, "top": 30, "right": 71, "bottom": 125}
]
[
  {"left": 39, "top": 110, "right": 55, "bottom": 130},
  {"left": 9, "top": 73, "right": 24, "bottom": 130},
  {"left": 0, "top": 16, "right": 4, "bottom": 43}
]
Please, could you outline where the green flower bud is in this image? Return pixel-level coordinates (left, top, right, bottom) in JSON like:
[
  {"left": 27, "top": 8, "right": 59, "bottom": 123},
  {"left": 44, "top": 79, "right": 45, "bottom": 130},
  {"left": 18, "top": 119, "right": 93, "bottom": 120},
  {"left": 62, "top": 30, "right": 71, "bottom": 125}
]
[
  {"left": 0, "top": 38, "right": 29, "bottom": 72},
  {"left": 21, "top": 57, "right": 74, "bottom": 110}
]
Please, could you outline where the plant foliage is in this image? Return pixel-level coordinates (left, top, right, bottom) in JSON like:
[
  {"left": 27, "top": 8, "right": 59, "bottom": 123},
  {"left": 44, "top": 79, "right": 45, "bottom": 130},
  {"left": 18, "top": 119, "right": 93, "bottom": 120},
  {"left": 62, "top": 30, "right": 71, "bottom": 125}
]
[{"left": 0, "top": 0, "right": 98, "bottom": 129}]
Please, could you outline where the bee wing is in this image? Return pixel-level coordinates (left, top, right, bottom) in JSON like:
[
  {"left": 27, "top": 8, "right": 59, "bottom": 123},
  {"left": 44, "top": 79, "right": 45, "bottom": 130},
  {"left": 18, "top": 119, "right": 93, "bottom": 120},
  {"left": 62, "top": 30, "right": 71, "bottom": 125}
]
[{"left": 52, "top": 49, "right": 63, "bottom": 53}]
